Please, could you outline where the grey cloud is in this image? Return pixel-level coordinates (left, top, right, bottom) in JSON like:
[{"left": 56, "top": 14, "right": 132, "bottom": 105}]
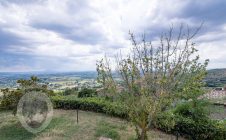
[
  {"left": 0, "top": 0, "right": 226, "bottom": 71},
  {"left": 0, "top": 29, "right": 26, "bottom": 49},
  {"left": 180, "top": 0, "right": 226, "bottom": 28}
]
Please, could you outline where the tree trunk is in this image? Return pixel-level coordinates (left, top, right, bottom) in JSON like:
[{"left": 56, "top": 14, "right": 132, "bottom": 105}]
[{"left": 140, "top": 129, "right": 147, "bottom": 140}]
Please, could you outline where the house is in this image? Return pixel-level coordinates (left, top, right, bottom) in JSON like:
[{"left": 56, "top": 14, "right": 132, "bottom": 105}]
[{"left": 215, "top": 87, "right": 224, "bottom": 91}]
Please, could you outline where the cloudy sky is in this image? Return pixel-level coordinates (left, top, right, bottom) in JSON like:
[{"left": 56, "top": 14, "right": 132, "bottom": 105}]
[{"left": 0, "top": 0, "right": 226, "bottom": 72}]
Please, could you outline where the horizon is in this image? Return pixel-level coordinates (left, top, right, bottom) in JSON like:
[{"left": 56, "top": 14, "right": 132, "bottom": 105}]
[
  {"left": 0, "top": 0, "right": 226, "bottom": 72},
  {"left": 0, "top": 68, "right": 226, "bottom": 74}
]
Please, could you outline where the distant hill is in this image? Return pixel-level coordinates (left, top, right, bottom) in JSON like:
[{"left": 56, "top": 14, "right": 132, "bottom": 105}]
[
  {"left": 206, "top": 68, "right": 226, "bottom": 79},
  {"left": 1, "top": 69, "right": 226, "bottom": 88},
  {"left": 0, "top": 71, "right": 97, "bottom": 89},
  {"left": 205, "top": 68, "right": 226, "bottom": 87}
]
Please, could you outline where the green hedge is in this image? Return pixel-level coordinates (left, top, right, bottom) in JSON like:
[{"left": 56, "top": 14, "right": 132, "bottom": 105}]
[
  {"left": 51, "top": 96, "right": 128, "bottom": 118},
  {"left": 156, "top": 112, "right": 226, "bottom": 140},
  {"left": 174, "top": 116, "right": 226, "bottom": 140}
]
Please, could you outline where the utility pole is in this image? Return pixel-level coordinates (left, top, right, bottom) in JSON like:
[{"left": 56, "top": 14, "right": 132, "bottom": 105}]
[{"left": 77, "top": 109, "right": 79, "bottom": 124}]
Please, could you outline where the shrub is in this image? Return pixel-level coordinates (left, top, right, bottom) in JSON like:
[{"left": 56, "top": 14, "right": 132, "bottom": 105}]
[
  {"left": 0, "top": 76, "right": 54, "bottom": 115},
  {"left": 78, "top": 88, "right": 97, "bottom": 98},
  {"left": 174, "top": 115, "right": 226, "bottom": 140},
  {"left": 0, "top": 89, "right": 23, "bottom": 112},
  {"left": 156, "top": 111, "right": 176, "bottom": 132},
  {"left": 156, "top": 112, "right": 226, "bottom": 140},
  {"left": 63, "top": 88, "right": 78, "bottom": 96},
  {"left": 51, "top": 96, "right": 127, "bottom": 118},
  {"left": 173, "top": 100, "right": 210, "bottom": 121},
  {"left": 156, "top": 101, "right": 226, "bottom": 140}
]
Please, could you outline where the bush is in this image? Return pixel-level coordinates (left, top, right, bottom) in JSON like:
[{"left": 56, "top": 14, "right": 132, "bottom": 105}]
[
  {"left": 174, "top": 115, "right": 226, "bottom": 140},
  {"left": 51, "top": 96, "right": 127, "bottom": 118},
  {"left": 156, "top": 111, "right": 176, "bottom": 132},
  {"left": 173, "top": 100, "right": 210, "bottom": 121},
  {"left": 63, "top": 88, "right": 78, "bottom": 96},
  {"left": 156, "top": 113, "right": 226, "bottom": 140},
  {"left": 0, "top": 76, "right": 54, "bottom": 115},
  {"left": 0, "top": 89, "right": 23, "bottom": 112},
  {"left": 78, "top": 88, "right": 97, "bottom": 98},
  {"left": 156, "top": 101, "right": 226, "bottom": 140}
]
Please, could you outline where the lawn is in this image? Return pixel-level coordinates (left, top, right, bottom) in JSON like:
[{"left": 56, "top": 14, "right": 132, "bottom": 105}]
[
  {"left": 209, "top": 96, "right": 226, "bottom": 105},
  {"left": 208, "top": 105, "right": 226, "bottom": 120},
  {"left": 0, "top": 109, "right": 184, "bottom": 140}
]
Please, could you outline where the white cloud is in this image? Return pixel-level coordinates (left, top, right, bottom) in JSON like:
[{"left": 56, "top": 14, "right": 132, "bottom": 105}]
[{"left": 0, "top": 0, "right": 225, "bottom": 71}]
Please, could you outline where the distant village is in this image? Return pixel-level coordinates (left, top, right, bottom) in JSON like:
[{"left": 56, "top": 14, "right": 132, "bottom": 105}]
[
  {"left": 201, "top": 85, "right": 226, "bottom": 105},
  {"left": 48, "top": 79, "right": 101, "bottom": 91}
]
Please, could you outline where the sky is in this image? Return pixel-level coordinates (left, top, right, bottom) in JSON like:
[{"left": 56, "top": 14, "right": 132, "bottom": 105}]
[{"left": 0, "top": 0, "right": 226, "bottom": 72}]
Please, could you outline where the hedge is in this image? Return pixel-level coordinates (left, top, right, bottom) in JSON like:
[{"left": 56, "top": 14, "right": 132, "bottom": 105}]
[
  {"left": 174, "top": 116, "right": 226, "bottom": 140},
  {"left": 156, "top": 112, "right": 226, "bottom": 140},
  {"left": 51, "top": 96, "right": 128, "bottom": 118}
]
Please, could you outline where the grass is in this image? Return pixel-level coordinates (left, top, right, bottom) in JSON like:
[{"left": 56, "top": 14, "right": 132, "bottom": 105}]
[
  {"left": 208, "top": 95, "right": 226, "bottom": 105},
  {"left": 208, "top": 105, "right": 226, "bottom": 120},
  {"left": 0, "top": 110, "right": 35, "bottom": 140},
  {"left": 95, "top": 121, "right": 121, "bottom": 140},
  {"left": 0, "top": 109, "right": 184, "bottom": 140}
]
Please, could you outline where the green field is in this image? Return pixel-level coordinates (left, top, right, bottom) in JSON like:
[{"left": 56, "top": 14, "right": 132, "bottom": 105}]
[{"left": 0, "top": 109, "right": 185, "bottom": 140}]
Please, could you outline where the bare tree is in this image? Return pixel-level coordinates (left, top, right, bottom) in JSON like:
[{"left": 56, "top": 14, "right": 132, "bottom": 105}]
[{"left": 96, "top": 24, "right": 209, "bottom": 140}]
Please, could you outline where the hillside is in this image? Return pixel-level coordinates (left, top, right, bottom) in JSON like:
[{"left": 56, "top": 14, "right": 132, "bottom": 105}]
[
  {"left": 205, "top": 68, "right": 226, "bottom": 87},
  {"left": 206, "top": 68, "right": 226, "bottom": 79}
]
